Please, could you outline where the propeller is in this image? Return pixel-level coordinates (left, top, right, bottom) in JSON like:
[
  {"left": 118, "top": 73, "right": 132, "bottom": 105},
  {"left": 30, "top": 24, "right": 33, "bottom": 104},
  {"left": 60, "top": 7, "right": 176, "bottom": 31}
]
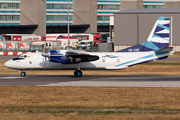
[
  {"left": 42, "top": 52, "right": 50, "bottom": 68},
  {"left": 42, "top": 47, "right": 50, "bottom": 68}
]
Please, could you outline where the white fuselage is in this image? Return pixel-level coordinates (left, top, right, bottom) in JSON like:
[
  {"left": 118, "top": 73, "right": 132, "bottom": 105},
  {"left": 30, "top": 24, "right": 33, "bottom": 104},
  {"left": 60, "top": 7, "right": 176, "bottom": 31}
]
[{"left": 4, "top": 50, "right": 171, "bottom": 71}]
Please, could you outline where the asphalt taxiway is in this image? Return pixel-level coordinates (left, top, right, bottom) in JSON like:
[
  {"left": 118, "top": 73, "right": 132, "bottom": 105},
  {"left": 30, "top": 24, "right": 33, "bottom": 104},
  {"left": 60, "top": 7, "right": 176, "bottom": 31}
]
[{"left": 0, "top": 75, "right": 180, "bottom": 87}]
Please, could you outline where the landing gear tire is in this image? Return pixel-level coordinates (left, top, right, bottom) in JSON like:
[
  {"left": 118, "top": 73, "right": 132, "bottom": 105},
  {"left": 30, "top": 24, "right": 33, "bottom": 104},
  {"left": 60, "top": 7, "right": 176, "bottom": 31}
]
[
  {"left": 74, "top": 70, "right": 82, "bottom": 77},
  {"left": 20, "top": 72, "right": 26, "bottom": 77}
]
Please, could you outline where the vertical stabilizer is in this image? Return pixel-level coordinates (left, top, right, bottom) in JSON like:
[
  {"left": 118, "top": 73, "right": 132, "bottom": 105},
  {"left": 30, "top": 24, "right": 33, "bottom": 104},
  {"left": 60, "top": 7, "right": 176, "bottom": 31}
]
[
  {"left": 116, "top": 16, "right": 170, "bottom": 52},
  {"left": 147, "top": 16, "right": 170, "bottom": 48}
]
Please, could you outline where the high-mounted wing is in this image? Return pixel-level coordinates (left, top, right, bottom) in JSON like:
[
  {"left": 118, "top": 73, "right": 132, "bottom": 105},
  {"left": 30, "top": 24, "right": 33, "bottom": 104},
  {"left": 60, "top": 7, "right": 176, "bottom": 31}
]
[
  {"left": 65, "top": 50, "right": 99, "bottom": 63},
  {"left": 42, "top": 50, "right": 99, "bottom": 64}
]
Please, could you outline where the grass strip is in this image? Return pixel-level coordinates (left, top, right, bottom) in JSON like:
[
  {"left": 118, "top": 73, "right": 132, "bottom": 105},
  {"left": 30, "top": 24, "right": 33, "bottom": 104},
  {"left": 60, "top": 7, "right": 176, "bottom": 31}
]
[
  {"left": 1, "top": 86, "right": 180, "bottom": 119},
  {"left": 0, "top": 86, "right": 180, "bottom": 110},
  {"left": 144, "top": 62, "right": 180, "bottom": 65}
]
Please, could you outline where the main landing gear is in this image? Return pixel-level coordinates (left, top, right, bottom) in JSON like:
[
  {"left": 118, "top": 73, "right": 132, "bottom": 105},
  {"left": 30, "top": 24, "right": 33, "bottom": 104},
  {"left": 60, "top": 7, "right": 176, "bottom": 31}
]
[
  {"left": 74, "top": 63, "right": 83, "bottom": 77},
  {"left": 20, "top": 71, "right": 26, "bottom": 77}
]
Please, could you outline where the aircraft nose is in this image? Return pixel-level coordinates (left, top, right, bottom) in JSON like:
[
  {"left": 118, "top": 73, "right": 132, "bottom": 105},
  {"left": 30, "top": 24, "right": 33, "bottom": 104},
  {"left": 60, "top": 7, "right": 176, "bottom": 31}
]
[{"left": 4, "top": 60, "right": 13, "bottom": 68}]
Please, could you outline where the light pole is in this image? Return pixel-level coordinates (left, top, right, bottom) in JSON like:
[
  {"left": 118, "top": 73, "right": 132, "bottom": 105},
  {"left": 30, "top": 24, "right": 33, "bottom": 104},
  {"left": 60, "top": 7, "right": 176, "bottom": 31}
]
[{"left": 67, "top": 0, "right": 70, "bottom": 48}]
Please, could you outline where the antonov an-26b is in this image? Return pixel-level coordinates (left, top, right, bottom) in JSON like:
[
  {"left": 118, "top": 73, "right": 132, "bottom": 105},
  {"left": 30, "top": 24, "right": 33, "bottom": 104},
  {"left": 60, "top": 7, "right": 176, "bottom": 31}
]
[{"left": 4, "top": 16, "right": 173, "bottom": 77}]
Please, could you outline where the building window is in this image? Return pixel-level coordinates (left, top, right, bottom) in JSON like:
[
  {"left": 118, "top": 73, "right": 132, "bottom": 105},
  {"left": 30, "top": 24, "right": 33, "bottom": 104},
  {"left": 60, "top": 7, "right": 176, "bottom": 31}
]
[
  {"left": 16, "top": 3, "right": 19, "bottom": 8},
  {"left": 8, "top": 15, "right": 11, "bottom": 21},
  {"left": 0, "top": 15, "right": 2, "bottom": 21},
  {"left": 97, "top": 4, "right": 120, "bottom": 10},
  {"left": 0, "top": 3, "right": 3, "bottom": 8},
  {"left": 8, "top": 3, "right": 11, "bottom": 8},
  {"left": 0, "top": 3, "right": 20, "bottom": 9},
  {"left": 46, "top": 3, "right": 73, "bottom": 9},
  {"left": 143, "top": 5, "right": 163, "bottom": 9},
  {"left": 0, "top": 15, "right": 20, "bottom": 21},
  {"left": 46, "top": 15, "right": 73, "bottom": 21},
  {"left": 97, "top": 16, "right": 110, "bottom": 21}
]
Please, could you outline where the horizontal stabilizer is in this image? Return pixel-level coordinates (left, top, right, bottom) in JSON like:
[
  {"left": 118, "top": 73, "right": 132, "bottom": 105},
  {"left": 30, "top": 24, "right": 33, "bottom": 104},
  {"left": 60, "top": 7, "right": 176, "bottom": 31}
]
[
  {"left": 105, "top": 65, "right": 128, "bottom": 70},
  {"left": 155, "top": 46, "right": 173, "bottom": 53}
]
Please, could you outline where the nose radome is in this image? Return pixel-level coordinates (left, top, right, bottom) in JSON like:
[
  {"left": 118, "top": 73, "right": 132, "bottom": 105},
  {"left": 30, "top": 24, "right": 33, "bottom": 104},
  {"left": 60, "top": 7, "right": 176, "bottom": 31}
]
[
  {"left": 4, "top": 61, "right": 9, "bottom": 67},
  {"left": 4, "top": 60, "right": 13, "bottom": 68}
]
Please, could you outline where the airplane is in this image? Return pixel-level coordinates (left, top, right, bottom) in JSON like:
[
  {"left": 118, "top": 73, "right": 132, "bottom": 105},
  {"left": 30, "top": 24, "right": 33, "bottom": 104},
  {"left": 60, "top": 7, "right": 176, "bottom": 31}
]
[{"left": 4, "top": 16, "right": 173, "bottom": 77}]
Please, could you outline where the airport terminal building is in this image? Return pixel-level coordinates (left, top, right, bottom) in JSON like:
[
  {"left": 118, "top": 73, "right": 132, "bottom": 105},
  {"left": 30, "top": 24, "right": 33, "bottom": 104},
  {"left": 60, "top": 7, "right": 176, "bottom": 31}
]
[{"left": 0, "top": 0, "right": 171, "bottom": 35}]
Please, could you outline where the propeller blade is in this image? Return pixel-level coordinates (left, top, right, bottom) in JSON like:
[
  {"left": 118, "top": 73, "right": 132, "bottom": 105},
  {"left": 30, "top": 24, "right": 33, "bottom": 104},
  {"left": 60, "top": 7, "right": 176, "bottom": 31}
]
[
  {"left": 44, "top": 56, "right": 46, "bottom": 68},
  {"left": 42, "top": 48, "right": 50, "bottom": 68}
]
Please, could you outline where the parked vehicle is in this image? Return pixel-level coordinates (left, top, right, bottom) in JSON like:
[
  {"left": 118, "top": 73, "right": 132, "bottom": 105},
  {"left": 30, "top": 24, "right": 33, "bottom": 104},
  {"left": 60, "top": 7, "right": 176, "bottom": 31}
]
[
  {"left": 60, "top": 39, "right": 79, "bottom": 49},
  {"left": 1, "top": 34, "right": 45, "bottom": 41},
  {"left": 78, "top": 40, "right": 93, "bottom": 49},
  {"left": 56, "top": 34, "right": 102, "bottom": 48}
]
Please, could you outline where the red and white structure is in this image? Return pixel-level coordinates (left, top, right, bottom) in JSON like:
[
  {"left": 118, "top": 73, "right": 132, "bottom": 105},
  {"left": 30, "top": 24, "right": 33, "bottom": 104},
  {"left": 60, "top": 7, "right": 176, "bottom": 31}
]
[
  {"left": 1, "top": 34, "right": 45, "bottom": 41},
  {"left": 0, "top": 52, "right": 36, "bottom": 56}
]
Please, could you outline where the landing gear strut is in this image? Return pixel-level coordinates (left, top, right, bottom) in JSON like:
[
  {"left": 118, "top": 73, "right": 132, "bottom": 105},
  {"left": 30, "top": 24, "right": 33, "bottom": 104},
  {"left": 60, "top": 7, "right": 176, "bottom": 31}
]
[
  {"left": 74, "top": 63, "right": 82, "bottom": 77},
  {"left": 20, "top": 71, "right": 26, "bottom": 77}
]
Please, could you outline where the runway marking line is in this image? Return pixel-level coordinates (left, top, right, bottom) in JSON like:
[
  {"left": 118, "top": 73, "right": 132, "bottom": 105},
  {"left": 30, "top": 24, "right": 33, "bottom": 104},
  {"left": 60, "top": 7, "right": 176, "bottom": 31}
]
[{"left": 0, "top": 77, "right": 25, "bottom": 79}]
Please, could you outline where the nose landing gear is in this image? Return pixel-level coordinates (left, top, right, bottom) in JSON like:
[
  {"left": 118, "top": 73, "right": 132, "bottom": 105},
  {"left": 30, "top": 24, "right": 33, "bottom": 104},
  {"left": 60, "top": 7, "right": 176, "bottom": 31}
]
[
  {"left": 20, "top": 71, "right": 26, "bottom": 77},
  {"left": 74, "top": 63, "right": 83, "bottom": 77}
]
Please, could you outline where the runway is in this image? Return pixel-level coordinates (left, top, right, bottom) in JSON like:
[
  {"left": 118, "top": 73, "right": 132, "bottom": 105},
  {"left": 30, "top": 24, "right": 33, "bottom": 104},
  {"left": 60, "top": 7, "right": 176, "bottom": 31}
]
[{"left": 0, "top": 75, "right": 180, "bottom": 87}]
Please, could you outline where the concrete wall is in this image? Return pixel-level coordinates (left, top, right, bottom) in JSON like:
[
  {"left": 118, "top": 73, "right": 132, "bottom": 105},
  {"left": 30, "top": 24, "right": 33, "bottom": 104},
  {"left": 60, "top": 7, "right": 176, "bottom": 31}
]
[
  {"left": 20, "top": 0, "right": 46, "bottom": 36},
  {"left": 164, "top": 1, "right": 180, "bottom": 8},
  {"left": 114, "top": 14, "right": 138, "bottom": 45},
  {"left": 120, "top": 0, "right": 143, "bottom": 11},
  {"left": 114, "top": 13, "right": 180, "bottom": 51},
  {"left": 73, "top": 0, "right": 97, "bottom": 33}
]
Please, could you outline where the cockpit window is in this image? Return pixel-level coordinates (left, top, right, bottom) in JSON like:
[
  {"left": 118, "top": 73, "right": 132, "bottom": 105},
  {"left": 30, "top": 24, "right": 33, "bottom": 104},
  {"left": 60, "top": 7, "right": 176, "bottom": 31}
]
[
  {"left": 19, "top": 55, "right": 24, "bottom": 58},
  {"left": 12, "top": 54, "right": 27, "bottom": 61}
]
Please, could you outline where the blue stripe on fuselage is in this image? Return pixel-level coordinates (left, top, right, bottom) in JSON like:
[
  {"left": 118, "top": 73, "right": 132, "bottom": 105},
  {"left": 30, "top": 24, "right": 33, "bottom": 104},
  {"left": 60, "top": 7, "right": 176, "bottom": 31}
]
[{"left": 115, "top": 52, "right": 168, "bottom": 67}]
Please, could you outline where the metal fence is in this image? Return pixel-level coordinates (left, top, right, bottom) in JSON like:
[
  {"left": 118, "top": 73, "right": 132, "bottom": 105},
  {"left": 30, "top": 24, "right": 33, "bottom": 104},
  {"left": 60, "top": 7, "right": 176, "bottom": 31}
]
[
  {"left": 0, "top": 41, "right": 61, "bottom": 52},
  {"left": 0, "top": 41, "right": 43, "bottom": 51},
  {"left": 98, "top": 43, "right": 114, "bottom": 52}
]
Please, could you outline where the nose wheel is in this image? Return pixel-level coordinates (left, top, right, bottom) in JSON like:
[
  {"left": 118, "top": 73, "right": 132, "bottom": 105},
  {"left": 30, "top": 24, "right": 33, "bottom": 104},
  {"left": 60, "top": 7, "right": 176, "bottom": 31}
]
[
  {"left": 20, "top": 71, "right": 26, "bottom": 77},
  {"left": 74, "top": 63, "right": 82, "bottom": 77},
  {"left": 74, "top": 70, "right": 82, "bottom": 77}
]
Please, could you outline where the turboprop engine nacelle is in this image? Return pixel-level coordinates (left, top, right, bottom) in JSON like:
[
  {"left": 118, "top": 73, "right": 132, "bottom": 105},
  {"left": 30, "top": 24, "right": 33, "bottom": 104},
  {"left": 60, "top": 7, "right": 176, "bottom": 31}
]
[
  {"left": 49, "top": 55, "right": 71, "bottom": 64},
  {"left": 48, "top": 50, "right": 71, "bottom": 64}
]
